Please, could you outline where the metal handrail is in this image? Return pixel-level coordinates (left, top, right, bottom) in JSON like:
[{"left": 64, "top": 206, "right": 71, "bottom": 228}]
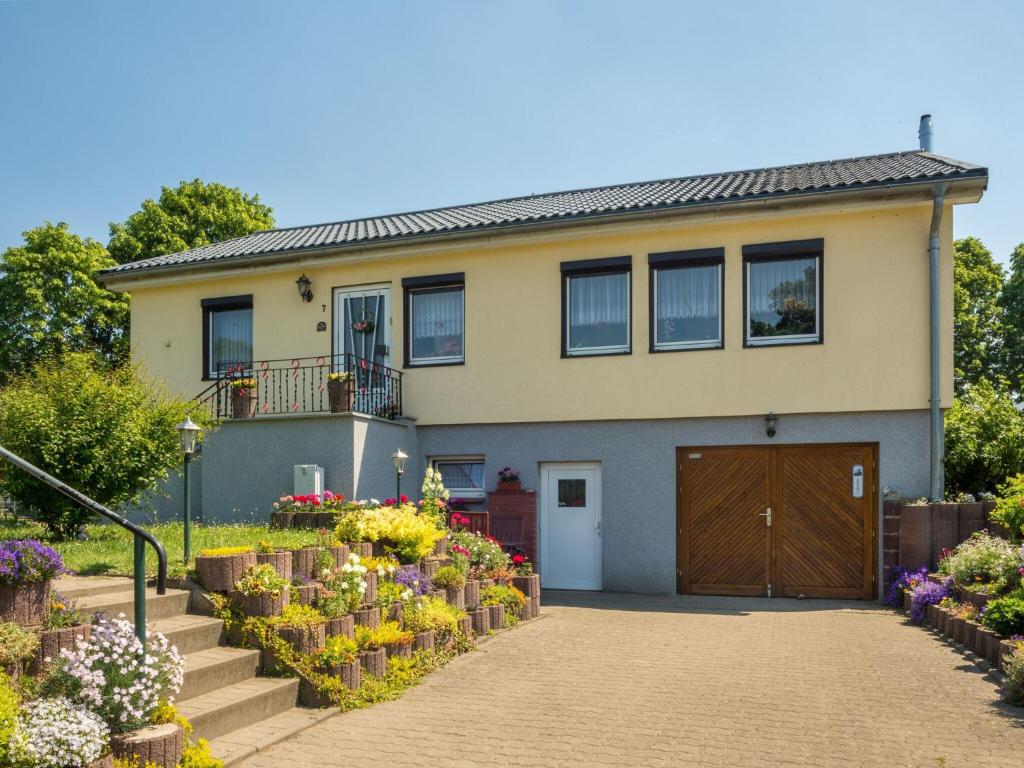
[{"left": 0, "top": 446, "right": 167, "bottom": 644}]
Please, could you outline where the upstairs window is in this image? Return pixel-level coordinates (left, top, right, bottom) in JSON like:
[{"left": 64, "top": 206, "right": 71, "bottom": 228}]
[
  {"left": 649, "top": 248, "right": 724, "bottom": 351},
  {"left": 561, "top": 256, "right": 632, "bottom": 357},
  {"left": 201, "top": 295, "right": 253, "bottom": 378},
  {"left": 743, "top": 239, "right": 823, "bottom": 347},
  {"left": 402, "top": 273, "right": 465, "bottom": 367}
]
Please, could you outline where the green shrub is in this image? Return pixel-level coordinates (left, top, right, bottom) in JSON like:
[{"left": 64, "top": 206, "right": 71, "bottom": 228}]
[
  {"left": 235, "top": 564, "right": 288, "bottom": 596},
  {"left": 401, "top": 596, "right": 463, "bottom": 635},
  {"left": 0, "top": 672, "right": 19, "bottom": 767},
  {"left": 0, "top": 622, "right": 38, "bottom": 668},
  {"left": 431, "top": 565, "right": 466, "bottom": 590},
  {"left": 355, "top": 620, "right": 413, "bottom": 650},
  {"left": 480, "top": 583, "right": 527, "bottom": 624},
  {"left": 1003, "top": 641, "right": 1024, "bottom": 706},
  {"left": 267, "top": 604, "right": 324, "bottom": 628},
  {"left": 936, "top": 532, "right": 1020, "bottom": 593},
  {"left": 314, "top": 636, "right": 358, "bottom": 667},
  {"left": 945, "top": 379, "right": 1024, "bottom": 497},
  {"left": 0, "top": 352, "right": 216, "bottom": 538},
  {"left": 981, "top": 593, "right": 1024, "bottom": 636},
  {"left": 993, "top": 474, "right": 1024, "bottom": 542}
]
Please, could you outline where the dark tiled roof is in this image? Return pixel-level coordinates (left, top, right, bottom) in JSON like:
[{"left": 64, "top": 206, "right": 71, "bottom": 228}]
[{"left": 101, "top": 150, "right": 986, "bottom": 277}]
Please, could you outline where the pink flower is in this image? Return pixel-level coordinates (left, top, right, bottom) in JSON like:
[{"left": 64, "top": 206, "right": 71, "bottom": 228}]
[{"left": 400, "top": 494, "right": 409, "bottom": 504}]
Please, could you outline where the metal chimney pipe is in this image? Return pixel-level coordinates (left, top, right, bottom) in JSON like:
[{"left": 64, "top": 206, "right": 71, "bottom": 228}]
[{"left": 919, "top": 114, "right": 934, "bottom": 152}]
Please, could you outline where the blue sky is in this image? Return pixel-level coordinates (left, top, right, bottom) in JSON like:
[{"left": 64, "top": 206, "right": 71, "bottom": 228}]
[{"left": 1, "top": 1, "right": 1022, "bottom": 263}]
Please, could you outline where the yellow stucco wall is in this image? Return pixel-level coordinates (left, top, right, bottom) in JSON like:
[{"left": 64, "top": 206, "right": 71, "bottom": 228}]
[{"left": 125, "top": 199, "right": 955, "bottom": 426}]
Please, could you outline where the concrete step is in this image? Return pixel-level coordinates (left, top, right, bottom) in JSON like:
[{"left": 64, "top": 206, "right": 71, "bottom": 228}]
[
  {"left": 75, "top": 588, "right": 191, "bottom": 622},
  {"left": 209, "top": 706, "right": 340, "bottom": 766},
  {"left": 177, "top": 678, "right": 300, "bottom": 743},
  {"left": 180, "top": 646, "right": 261, "bottom": 702},
  {"left": 54, "top": 575, "right": 135, "bottom": 599},
  {"left": 150, "top": 614, "right": 224, "bottom": 656}
]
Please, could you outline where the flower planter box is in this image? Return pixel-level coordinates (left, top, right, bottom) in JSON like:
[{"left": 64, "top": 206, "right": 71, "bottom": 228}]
[
  {"left": 413, "top": 630, "right": 435, "bottom": 653},
  {"left": 270, "top": 511, "right": 295, "bottom": 530},
  {"left": 255, "top": 551, "right": 293, "bottom": 582},
  {"left": 444, "top": 585, "right": 465, "bottom": 610},
  {"left": 30, "top": 623, "right": 91, "bottom": 674},
  {"left": 359, "top": 647, "right": 387, "bottom": 677},
  {"left": 512, "top": 574, "right": 541, "bottom": 598},
  {"left": 289, "top": 513, "right": 319, "bottom": 530},
  {"left": 0, "top": 580, "right": 50, "bottom": 627},
  {"left": 487, "top": 603, "right": 505, "bottom": 630},
  {"left": 88, "top": 755, "right": 114, "bottom": 768},
  {"left": 291, "top": 547, "right": 320, "bottom": 580},
  {"left": 264, "top": 623, "right": 326, "bottom": 674},
  {"left": 328, "top": 544, "right": 350, "bottom": 569},
  {"left": 230, "top": 390, "right": 258, "bottom": 418},
  {"left": 325, "top": 614, "right": 355, "bottom": 639},
  {"left": 387, "top": 602, "right": 403, "bottom": 624},
  {"left": 520, "top": 596, "right": 534, "bottom": 621},
  {"left": 433, "top": 538, "right": 447, "bottom": 558},
  {"left": 457, "top": 615, "right": 473, "bottom": 637},
  {"left": 353, "top": 606, "right": 380, "bottom": 629},
  {"left": 292, "top": 582, "right": 320, "bottom": 606},
  {"left": 328, "top": 377, "right": 355, "bottom": 413},
  {"left": 385, "top": 641, "right": 412, "bottom": 659},
  {"left": 112, "top": 722, "right": 184, "bottom": 768},
  {"left": 463, "top": 580, "right": 480, "bottom": 611},
  {"left": 195, "top": 552, "right": 256, "bottom": 592},
  {"left": 231, "top": 589, "right": 289, "bottom": 618},
  {"left": 469, "top": 607, "right": 490, "bottom": 636},
  {"left": 497, "top": 479, "right": 521, "bottom": 492},
  {"left": 299, "top": 659, "right": 360, "bottom": 706},
  {"left": 362, "top": 571, "right": 378, "bottom": 607},
  {"left": 348, "top": 542, "right": 373, "bottom": 558}
]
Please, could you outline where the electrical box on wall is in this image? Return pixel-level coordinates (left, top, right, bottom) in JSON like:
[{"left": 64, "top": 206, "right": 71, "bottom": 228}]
[{"left": 294, "top": 465, "right": 324, "bottom": 496}]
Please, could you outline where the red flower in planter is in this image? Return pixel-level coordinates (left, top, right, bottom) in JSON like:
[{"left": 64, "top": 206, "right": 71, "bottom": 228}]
[
  {"left": 384, "top": 498, "right": 397, "bottom": 506},
  {"left": 512, "top": 554, "right": 525, "bottom": 565},
  {"left": 400, "top": 494, "right": 409, "bottom": 504}
]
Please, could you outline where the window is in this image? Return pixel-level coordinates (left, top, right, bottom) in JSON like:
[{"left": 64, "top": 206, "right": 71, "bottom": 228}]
[
  {"left": 743, "top": 239, "right": 823, "bottom": 346},
  {"left": 402, "top": 273, "right": 465, "bottom": 367},
  {"left": 201, "top": 295, "right": 253, "bottom": 378},
  {"left": 432, "top": 458, "right": 485, "bottom": 501},
  {"left": 649, "top": 248, "right": 724, "bottom": 351},
  {"left": 561, "top": 256, "right": 631, "bottom": 357}
]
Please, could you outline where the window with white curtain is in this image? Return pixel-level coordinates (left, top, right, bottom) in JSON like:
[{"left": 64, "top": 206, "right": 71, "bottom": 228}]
[
  {"left": 651, "top": 250, "right": 723, "bottom": 351},
  {"left": 202, "top": 295, "right": 253, "bottom": 377},
  {"left": 402, "top": 274, "right": 466, "bottom": 367},
  {"left": 744, "top": 241, "right": 822, "bottom": 346},
  {"left": 432, "top": 458, "right": 485, "bottom": 500},
  {"left": 562, "top": 257, "right": 631, "bottom": 356}
]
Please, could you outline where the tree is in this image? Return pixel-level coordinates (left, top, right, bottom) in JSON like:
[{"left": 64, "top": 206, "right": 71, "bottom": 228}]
[
  {"left": 0, "top": 352, "right": 216, "bottom": 538},
  {"left": 107, "top": 179, "right": 275, "bottom": 264},
  {"left": 953, "top": 236, "right": 1005, "bottom": 395},
  {"left": 1000, "top": 242, "right": 1024, "bottom": 397},
  {"left": 0, "top": 223, "right": 129, "bottom": 379},
  {"left": 944, "top": 378, "right": 1024, "bottom": 496}
]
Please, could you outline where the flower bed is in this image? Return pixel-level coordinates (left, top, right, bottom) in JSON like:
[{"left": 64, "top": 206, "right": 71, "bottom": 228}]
[{"left": 0, "top": 539, "right": 65, "bottom": 627}]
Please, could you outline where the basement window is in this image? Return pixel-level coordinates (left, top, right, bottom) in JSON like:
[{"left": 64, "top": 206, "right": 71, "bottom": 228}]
[{"left": 432, "top": 457, "right": 485, "bottom": 502}]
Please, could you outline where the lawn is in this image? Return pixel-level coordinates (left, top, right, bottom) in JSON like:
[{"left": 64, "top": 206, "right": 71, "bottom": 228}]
[{"left": 0, "top": 517, "right": 320, "bottom": 579}]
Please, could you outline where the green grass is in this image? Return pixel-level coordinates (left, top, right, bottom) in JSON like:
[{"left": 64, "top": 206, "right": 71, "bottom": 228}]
[{"left": 0, "top": 517, "right": 320, "bottom": 579}]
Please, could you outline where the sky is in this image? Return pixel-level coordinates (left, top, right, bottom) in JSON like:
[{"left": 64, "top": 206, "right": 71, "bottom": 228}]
[{"left": 1, "top": 1, "right": 1022, "bottom": 263}]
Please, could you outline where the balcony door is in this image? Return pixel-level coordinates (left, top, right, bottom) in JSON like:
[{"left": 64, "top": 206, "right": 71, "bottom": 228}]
[{"left": 334, "top": 285, "right": 392, "bottom": 368}]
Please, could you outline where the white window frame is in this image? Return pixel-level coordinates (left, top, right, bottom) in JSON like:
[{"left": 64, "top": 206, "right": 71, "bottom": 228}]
[
  {"left": 564, "top": 270, "right": 631, "bottom": 357},
  {"left": 652, "top": 262, "right": 723, "bottom": 351},
  {"left": 431, "top": 456, "right": 485, "bottom": 500},
  {"left": 407, "top": 284, "right": 465, "bottom": 366},
  {"left": 744, "top": 254, "right": 821, "bottom": 347}
]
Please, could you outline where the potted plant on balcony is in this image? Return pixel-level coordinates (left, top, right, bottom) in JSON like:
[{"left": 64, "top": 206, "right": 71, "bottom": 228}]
[
  {"left": 229, "top": 377, "right": 258, "bottom": 418},
  {"left": 0, "top": 539, "right": 65, "bottom": 627},
  {"left": 496, "top": 466, "right": 521, "bottom": 492},
  {"left": 327, "top": 371, "right": 354, "bottom": 413}
]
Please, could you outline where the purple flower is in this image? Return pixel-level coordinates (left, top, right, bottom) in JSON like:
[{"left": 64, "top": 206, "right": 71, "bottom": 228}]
[
  {"left": 910, "top": 578, "right": 953, "bottom": 623},
  {"left": 395, "top": 567, "right": 429, "bottom": 596},
  {"left": 0, "top": 539, "right": 65, "bottom": 585},
  {"left": 885, "top": 565, "right": 929, "bottom": 607}
]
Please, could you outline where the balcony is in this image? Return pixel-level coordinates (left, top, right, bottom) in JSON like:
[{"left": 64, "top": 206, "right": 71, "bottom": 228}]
[{"left": 194, "top": 354, "right": 403, "bottom": 420}]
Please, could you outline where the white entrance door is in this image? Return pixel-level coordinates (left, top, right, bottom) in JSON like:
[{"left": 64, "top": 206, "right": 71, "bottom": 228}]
[
  {"left": 334, "top": 285, "right": 392, "bottom": 413},
  {"left": 540, "top": 463, "right": 602, "bottom": 590}
]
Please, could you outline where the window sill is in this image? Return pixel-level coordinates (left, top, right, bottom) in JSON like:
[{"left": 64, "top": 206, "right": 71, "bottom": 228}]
[
  {"left": 405, "top": 359, "right": 466, "bottom": 369},
  {"left": 744, "top": 337, "right": 822, "bottom": 348},
  {"left": 561, "top": 349, "right": 632, "bottom": 359},
  {"left": 650, "top": 342, "right": 724, "bottom": 354}
]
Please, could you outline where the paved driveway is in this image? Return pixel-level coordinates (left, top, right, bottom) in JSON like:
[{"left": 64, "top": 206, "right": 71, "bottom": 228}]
[{"left": 238, "top": 592, "right": 1024, "bottom": 767}]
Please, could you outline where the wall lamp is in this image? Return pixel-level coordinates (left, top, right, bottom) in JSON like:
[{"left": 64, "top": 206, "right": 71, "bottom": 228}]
[
  {"left": 295, "top": 274, "right": 313, "bottom": 303},
  {"left": 765, "top": 411, "right": 778, "bottom": 438}
]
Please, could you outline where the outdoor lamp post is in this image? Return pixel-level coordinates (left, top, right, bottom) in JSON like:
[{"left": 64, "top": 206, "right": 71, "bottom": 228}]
[
  {"left": 392, "top": 449, "right": 408, "bottom": 502},
  {"left": 176, "top": 415, "right": 201, "bottom": 564}
]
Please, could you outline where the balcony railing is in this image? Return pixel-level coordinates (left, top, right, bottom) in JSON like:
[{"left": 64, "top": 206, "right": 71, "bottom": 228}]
[{"left": 194, "top": 354, "right": 403, "bottom": 421}]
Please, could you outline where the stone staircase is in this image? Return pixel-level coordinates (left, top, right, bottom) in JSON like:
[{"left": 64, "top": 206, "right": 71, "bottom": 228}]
[{"left": 56, "top": 575, "right": 336, "bottom": 765}]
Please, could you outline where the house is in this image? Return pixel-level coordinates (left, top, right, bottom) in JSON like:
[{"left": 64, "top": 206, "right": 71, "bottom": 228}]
[{"left": 99, "top": 117, "right": 988, "bottom": 598}]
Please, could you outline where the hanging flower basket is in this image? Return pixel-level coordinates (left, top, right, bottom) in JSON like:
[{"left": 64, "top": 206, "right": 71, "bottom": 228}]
[{"left": 351, "top": 309, "right": 375, "bottom": 334}]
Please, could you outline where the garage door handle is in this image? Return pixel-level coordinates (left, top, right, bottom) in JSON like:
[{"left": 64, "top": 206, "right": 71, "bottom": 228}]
[{"left": 759, "top": 508, "right": 772, "bottom": 527}]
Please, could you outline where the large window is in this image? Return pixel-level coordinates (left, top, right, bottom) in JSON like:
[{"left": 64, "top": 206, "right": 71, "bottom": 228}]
[
  {"left": 402, "top": 273, "right": 465, "bottom": 367},
  {"left": 432, "top": 457, "right": 485, "bottom": 502},
  {"left": 201, "top": 295, "right": 253, "bottom": 378},
  {"left": 561, "top": 256, "right": 631, "bottom": 357},
  {"left": 743, "top": 239, "right": 822, "bottom": 346},
  {"left": 649, "top": 248, "right": 724, "bottom": 351}
]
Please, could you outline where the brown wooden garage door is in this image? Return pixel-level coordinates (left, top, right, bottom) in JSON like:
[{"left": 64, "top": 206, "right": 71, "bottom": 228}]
[{"left": 677, "top": 444, "right": 876, "bottom": 600}]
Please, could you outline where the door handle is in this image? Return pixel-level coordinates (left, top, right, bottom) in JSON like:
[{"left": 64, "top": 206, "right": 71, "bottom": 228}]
[
  {"left": 759, "top": 507, "right": 772, "bottom": 527},
  {"left": 594, "top": 520, "right": 602, "bottom": 535}
]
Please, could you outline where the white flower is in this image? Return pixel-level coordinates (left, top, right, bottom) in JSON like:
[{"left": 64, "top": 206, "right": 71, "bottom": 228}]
[{"left": 8, "top": 698, "right": 109, "bottom": 768}]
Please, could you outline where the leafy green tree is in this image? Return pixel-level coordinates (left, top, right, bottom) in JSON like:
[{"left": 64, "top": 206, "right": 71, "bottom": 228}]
[
  {"left": 0, "top": 223, "right": 129, "bottom": 379},
  {"left": 953, "top": 236, "right": 1005, "bottom": 395},
  {"left": 944, "top": 378, "right": 1024, "bottom": 496},
  {"left": 1000, "top": 242, "right": 1024, "bottom": 397},
  {"left": 108, "top": 179, "right": 275, "bottom": 264},
  {"left": 0, "top": 352, "right": 216, "bottom": 538}
]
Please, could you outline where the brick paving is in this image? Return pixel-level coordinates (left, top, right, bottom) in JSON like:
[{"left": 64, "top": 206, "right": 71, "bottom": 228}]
[{"left": 237, "top": 592, "right": 1024, "bottom": 767}]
